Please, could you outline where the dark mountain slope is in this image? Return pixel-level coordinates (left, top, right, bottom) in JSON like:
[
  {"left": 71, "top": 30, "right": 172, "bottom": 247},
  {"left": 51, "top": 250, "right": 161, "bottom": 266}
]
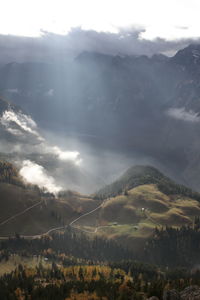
[{"left": 0, "top": 160, "right": 97, "bottom": 236}]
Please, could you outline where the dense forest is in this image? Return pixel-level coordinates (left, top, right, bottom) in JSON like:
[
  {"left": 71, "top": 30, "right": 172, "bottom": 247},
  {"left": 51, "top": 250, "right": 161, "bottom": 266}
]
[
  {"left": 0, "top": 161, "right": 23, "bottom": 186},
  {"left": 1, "top": 222, "right": 200, "bottom": 298},
  {"left": 0, "top": 228, "right": 134, "bottom": 263},
  {"left": 3, "top": 219, "right": 200, "bottom": 268},
  {"left": 1, "top": 252, "right": 200, "bottom": 299},
  {"left": 144, "top": 217, "right": 200, "bottom": 267}
]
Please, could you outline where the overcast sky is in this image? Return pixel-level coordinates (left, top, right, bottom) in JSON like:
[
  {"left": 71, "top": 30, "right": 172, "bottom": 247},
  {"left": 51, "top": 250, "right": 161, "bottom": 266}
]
[
  {"left": 1, "top": 0, "right": 200, "bottom": 39},
  {"left": 0, "top": 0, "right": 200, "bottom": 62}
]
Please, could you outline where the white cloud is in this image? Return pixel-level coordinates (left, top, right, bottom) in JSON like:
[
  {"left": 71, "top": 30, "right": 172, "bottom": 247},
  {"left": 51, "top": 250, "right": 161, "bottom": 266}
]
[
  {"left": 0, "top": 110, "right": 42, "bottom": 138},
  {"left": 0, "top": 109, "right": 82, "bottom": 166},
  {"left": 6, "top": 128, "right": 23, "bottom": 136},
  {"left": 0, "top": 107, "right": 83, "bottom": 192},
  {"left": 167, "top": 107, "right": 200, "bottom": 122},
  {"left": 19, "top": 160, "right": 62, "bottom": 194},
  {"left": 52, "top": 146, "right": 82, "bottom": 165},
  {"left": 0, "top": 0, "right": 200, "bottom": 41}
]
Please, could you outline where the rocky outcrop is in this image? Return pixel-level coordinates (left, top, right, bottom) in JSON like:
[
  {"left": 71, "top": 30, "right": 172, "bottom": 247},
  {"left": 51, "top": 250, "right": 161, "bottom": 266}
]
[
  {"left": 151, "top": 285, "right": 200, "bottom": 300},
  {"left": 148, "top": 285, "right": 200, "bottom": 300},
  {"left": 180, "top": 285, "right": 200, "bottom": 300}
]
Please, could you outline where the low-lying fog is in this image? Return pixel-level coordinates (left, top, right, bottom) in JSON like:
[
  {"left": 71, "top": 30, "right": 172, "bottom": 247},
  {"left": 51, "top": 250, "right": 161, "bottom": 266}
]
[{"left": 38, "top": 129, "right": 168, "bottom": 194}]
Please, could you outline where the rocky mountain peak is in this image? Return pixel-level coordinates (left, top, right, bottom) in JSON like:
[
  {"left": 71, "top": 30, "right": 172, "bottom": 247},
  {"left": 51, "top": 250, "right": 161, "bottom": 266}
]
[{"left": 172, "top": 43, "right": 200, "bottom": 69}]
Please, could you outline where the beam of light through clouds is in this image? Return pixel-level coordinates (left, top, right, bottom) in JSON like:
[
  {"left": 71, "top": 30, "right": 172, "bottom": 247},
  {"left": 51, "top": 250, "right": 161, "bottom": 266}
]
[{"left": 0, "top": 0, "right": 200, "bottom": 41}]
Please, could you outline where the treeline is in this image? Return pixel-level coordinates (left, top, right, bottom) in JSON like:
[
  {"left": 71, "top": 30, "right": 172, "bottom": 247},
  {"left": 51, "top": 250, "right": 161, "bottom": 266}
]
[
  {"left": 110, "top": 260, "right": 200, "bottom": 298},
  {"left": 109, "top": 260, "right": 158, "bottom": 280},
  {"left": 144, "top": 217, "right": 200, "bottom": 267},
  {"left": 95, "top": 166, "right": 164, "bottom": 199},
  {"left": 2, "top": 226, "right": 200, "bottom": 298},
  {"left": 157, "top": 179, "right": 200, "bottom": 201},
  {"left": 3, "top": 216, "right": 200, "bottom": 269},
  {"left": 2, "top": 259, "right": 200, "bottom": 299},
  {"left": 95, "top": 165, "right": 200, "bottom": 201},
  {"left": 0, "top": 228, "right": 134, "bottom": 262},
  {"left": 0, "top": 263, "right": 148, "bottom": 300},
  {"left": 4, "top": 222, "right": 200, "bottom": 268},
  {"left": 0, "top": 160, "right": 23, "bottom": 186}
]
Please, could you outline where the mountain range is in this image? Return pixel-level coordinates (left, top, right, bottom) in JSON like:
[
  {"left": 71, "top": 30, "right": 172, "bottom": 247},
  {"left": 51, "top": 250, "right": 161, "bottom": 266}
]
[
  {"left": 0, "top": 157, "right": 200, "bottom": 250},
  {"left": 2, "top": 44, "right": 200, "bottom": 299},
  {"left": 1, "top": 44, "right": 200, "bottom": 191},
  {"left": 1, "top": 44, "right": 200, "bottom": 236}
]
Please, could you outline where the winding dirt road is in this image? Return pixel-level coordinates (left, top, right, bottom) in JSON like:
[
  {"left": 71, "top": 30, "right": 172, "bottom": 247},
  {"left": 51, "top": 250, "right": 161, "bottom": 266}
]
[
  {"left": 69, "top": 199, "right": 105, "bottom": 227},
  {"left": 0, "top": 196, "right": 161, "bottom": 240},
  {"left": 0, "top": 198, "right": 107, "bottom": 239}
]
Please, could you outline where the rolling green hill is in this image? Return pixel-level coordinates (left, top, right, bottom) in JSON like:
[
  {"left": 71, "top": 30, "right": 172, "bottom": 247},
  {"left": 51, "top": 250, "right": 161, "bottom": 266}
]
[
  {"left": 1, "top": 162, "right": 200, "bottom": 243},
  {"left": 99, "top": 184, "right": 200, "bottom": 237},
  {"left": 73, "top": 166, "right": 200, "bottom": 242}
]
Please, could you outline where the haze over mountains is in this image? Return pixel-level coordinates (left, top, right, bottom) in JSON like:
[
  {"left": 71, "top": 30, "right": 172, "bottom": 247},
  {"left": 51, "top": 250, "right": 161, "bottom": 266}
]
[
  {"left": 3, "top": 1, "right": 200, "bottom": 298},
  {"left": 0, "top": 97, "right": 103, "bottom": 194},
  {"left": 1, "top": 44, "right": 200, "bottom": 192},
  {"left": 2, "top": 43, "right": 200, "bottom": 237}
]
